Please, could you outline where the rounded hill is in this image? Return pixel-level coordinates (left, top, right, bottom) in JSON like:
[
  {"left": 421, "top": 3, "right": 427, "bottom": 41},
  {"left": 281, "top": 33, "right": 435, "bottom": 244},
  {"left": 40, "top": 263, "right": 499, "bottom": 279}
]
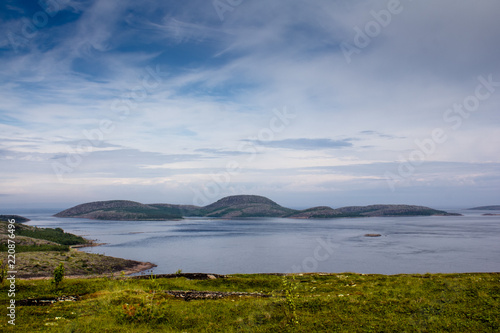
[
  {"left": 201, "top": 195, "right": 296, "bottom": 218},
  {"left": 204, "top": 195, "right": 279, "bottom": 209},
  {"left": 54, "top": 200, "right": 182, "bottom": 220},
  {"left": 53, "top": 196, "right": 460, "bottom": 220}
]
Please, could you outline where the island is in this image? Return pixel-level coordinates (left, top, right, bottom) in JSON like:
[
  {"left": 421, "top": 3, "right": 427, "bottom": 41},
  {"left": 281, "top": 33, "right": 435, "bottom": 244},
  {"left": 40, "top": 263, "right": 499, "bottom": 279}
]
[
  {"left": 468, "top": 205, "right": 500, "bottom": 210},
  {"left": 54, "top": 195, "right": 460, "bottom": 220},
  {"left": 0, "top": 214, "right": 31, "bottom": 222},
  {"left": 54, "top": 200, "right": 187, "bottom": 220}
]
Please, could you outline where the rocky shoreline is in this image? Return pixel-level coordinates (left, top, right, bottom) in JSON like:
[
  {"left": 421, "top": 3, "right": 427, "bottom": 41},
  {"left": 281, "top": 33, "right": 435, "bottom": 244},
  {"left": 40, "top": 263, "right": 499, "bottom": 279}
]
[
  {"left": 20, "top": 261, "right": 157, "bottom": 280},
  {"left": 0, "top": 219, "right": 157, "bottom": 280},
  {"left": 16, "top": 250, "right": 157, "bottom": 280}
]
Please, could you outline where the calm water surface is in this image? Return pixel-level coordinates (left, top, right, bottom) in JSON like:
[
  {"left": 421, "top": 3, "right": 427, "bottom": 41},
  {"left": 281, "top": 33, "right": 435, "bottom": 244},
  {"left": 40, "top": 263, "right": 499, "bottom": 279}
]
[{"left": 23, "top": 210, "right": 500, "bottom": 275}]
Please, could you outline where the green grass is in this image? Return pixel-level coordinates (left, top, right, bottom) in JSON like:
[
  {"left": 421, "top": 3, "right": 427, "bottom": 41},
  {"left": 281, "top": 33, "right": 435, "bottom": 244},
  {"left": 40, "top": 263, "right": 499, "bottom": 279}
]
[{"left": 1, "top": 272, "right": 499, "bottom": 332}]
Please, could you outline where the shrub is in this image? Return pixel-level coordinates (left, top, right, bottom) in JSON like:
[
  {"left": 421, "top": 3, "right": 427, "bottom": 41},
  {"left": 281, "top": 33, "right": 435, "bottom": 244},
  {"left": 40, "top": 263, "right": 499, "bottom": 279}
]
[
  {"left": 0, "top": 260, "right": 7, "bottom": 285},
  {"left": 282, "top": 275, "right": 300, "bottom": 328},
  {"left": 53, "top": 263, "right": 65, "bottom": 288}
]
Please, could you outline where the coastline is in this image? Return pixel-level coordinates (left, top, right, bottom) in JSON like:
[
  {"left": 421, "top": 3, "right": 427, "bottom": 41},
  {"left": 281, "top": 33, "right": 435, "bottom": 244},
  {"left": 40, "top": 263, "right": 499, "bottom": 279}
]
[
  {"left": 120, "top": 261, "right": 157, "bottom": 276},
  {"left": 18, "top": 249, "right": 157, "bottom": 280},
  {"left": 20, "top": 261, "right": 157, "bottom": 280},
  {"left": 70, "top": 241, "right": 107, "bottom": 249},
  {"left": 73, "top": 238, "right": 158, "bottom": 276},
  {"left": 65, "top": 240, "right": 158, "bottom": 278},
  {"left": 14, "top": 240, "right": 157, "bottom": 280},
  {"left": 0, "top": 220, "right": 158, "bottom": 280},
  {"left": 71, "top": 240, "right": 159, "bottom": 277},
  {"left": 65, "top": 234, "right": 158, "bottom": 277}
]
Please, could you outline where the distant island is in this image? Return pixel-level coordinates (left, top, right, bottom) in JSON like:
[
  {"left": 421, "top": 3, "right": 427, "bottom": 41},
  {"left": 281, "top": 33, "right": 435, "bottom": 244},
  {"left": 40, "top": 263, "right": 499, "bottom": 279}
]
[
  {"left": 54, "top": 195, "right": 461, "bottom": 221},
  {"left": 0, "top": 214, "right": 30, "bottom": 222},
  {"left": 468, "top": 205, "right": 500, "bottom": 210},
  {"left": 54, "top": 200, "right": 187, "bottom": 220}
]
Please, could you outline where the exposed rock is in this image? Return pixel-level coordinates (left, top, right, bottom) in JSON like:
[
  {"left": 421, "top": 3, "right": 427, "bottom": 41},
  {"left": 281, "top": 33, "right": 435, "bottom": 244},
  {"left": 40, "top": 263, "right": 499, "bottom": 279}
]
[
  {"left": 163, "top": 290, "right": 271, "bottom": 301},
  {"left": 132, "top": 273, "right": 227, "bottom": 280},
  {"left": 19, "top": 296, "right": 79, "bottom": 306}
]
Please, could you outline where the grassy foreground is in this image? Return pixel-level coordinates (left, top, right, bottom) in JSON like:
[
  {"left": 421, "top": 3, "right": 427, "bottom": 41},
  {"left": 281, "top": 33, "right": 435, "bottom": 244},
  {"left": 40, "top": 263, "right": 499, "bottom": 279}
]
[{"left": 1, "top": 272, "right": 499, "bottom": 332}]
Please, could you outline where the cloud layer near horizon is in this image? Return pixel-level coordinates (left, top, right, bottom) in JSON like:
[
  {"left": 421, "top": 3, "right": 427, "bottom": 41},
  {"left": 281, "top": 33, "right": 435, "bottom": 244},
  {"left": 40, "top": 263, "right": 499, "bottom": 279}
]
[{"left": 1, "top": 0, "right": 499, "bottom": 209}]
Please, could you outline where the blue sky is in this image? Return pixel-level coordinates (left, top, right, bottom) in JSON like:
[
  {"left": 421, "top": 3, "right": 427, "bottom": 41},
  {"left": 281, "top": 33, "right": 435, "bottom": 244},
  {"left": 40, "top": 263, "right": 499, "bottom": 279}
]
[{"left": 1, "top": 0, "right": 499, "bottom": 210}]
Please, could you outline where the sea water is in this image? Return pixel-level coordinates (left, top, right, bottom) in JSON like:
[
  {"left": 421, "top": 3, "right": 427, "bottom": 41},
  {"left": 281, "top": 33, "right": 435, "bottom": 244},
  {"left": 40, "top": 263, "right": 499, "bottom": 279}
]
[{"left": 22, "top": 210, "right": 500, "bottom": 275}]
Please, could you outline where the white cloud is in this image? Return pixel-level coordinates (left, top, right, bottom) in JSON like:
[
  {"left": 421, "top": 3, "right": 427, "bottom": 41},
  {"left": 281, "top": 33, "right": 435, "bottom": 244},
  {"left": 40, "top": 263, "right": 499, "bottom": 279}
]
[{"left": 0, "top": 0, "right": 499, "bottom": 208}]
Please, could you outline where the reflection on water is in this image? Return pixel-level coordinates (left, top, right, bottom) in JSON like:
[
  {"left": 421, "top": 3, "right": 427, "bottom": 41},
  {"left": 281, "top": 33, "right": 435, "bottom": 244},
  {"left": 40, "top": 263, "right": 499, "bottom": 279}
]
[{"left": 23, "top": 211, "right": 500, "bottom": 275}]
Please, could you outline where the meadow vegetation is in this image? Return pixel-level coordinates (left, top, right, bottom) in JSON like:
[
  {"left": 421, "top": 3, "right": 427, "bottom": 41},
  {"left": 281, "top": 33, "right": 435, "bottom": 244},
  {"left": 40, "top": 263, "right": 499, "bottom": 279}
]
[
  {"left": 0, "top": 272, "right": 498, "bottom": 332},
  {"left": 14, "top": 226, "right": 87, "bottom": 246},
  {"left": 1, "top": 219, "right": 498, "bottom": 331}
]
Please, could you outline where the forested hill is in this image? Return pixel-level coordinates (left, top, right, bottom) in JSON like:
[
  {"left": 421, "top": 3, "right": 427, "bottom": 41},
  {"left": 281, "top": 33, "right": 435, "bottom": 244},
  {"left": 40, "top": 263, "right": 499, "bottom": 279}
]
[
  {"left": 54, "top": 200, "right": 187, "bottom": 220},
  {"left": 54, "top": 195, "right": 460, "bottom": 220}
]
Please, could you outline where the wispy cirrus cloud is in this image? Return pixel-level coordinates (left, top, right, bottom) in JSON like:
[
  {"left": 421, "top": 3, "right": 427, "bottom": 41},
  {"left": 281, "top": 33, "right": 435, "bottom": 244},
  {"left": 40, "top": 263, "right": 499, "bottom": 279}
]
[
  {"left": 0, "top": 0, "right": 499, "bottom": 208},
  {"left": 244, "top": 138, "right": 354, "bottom": 150},
  {"left": 359, "top": 130, "right": 405, "bottom": 140},
  {"left": 194, "top": 148, "right": 255, "bottom": 157}
]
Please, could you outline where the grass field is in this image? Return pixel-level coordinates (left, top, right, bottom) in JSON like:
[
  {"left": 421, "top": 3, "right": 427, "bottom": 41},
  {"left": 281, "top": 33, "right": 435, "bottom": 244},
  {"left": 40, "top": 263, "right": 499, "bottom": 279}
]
[{"left": 1, "top": 272, "right": 499, "bottom": 332}]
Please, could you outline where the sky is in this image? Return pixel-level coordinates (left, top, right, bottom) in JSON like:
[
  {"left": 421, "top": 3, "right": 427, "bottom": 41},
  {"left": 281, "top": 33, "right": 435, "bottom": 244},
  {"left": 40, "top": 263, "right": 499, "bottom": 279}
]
[{"left": 1, "top": 0, "right": 499, "bottom": 211}]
